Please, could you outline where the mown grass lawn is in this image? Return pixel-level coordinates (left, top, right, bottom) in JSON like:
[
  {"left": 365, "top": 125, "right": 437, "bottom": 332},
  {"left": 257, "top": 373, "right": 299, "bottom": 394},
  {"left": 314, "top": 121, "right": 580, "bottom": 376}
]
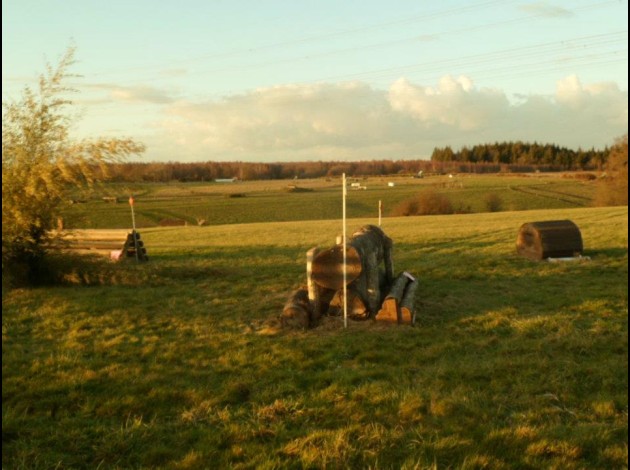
[{"left": 2, "top": 206, "right": 627, "bottom": 469}]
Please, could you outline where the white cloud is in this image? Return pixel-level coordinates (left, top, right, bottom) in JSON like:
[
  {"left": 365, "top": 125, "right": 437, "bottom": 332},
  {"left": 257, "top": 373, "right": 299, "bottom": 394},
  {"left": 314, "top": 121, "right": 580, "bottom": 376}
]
[
  {"left": 387, "top": 76, "right": 508, "bottom": 131},
  {"left": 143, "top": 75, "right": 627, "bottom": 161},
  {"left": 83, "top": 83, "right": 176, "bottom": 104}
]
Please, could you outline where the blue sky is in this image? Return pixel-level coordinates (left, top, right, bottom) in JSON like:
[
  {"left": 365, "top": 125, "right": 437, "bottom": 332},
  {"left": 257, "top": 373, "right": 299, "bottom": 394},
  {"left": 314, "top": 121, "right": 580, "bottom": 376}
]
[{"left": 2, "top": 0, "right": 628, "bottom": 162}]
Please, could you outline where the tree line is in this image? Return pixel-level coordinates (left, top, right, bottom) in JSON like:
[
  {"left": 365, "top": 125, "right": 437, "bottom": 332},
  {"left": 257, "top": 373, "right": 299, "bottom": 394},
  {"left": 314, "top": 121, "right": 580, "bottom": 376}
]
[
  {"left": 99, "top": 143, "right": 610, "bottom": 184},
  {"left": 431, "top": 141, "right": 608, "bottom": 169}
]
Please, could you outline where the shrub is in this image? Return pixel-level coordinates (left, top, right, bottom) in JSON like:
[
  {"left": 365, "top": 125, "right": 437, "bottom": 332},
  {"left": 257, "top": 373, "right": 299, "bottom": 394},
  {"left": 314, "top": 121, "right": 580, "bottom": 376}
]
[
  {"left": 2, "top": 48, "right": 144, "bottom": 286},
  {"left": 484, "top": 192, "right": 503, "bottom": 212}
]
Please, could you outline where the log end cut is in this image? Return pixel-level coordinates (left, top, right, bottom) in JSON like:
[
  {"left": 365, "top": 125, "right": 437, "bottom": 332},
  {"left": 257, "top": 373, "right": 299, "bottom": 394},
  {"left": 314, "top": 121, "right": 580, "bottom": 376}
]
[{"left": 311, "top": 245, "right": 362, "bottom": 290}]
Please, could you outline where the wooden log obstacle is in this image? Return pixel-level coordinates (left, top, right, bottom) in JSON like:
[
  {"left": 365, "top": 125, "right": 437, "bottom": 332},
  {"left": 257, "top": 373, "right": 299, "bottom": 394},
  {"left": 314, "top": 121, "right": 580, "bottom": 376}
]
[
  {"left": 516, "top": 220, "right": 583, "bottom": 261},
  {"left": 119, "top": 230, "right": 149, "bottom": 262},
  {"left": 57, "top": 229, "right": 148, "bottom": 262},
  {"left": 376, "top": 271, "right": 418, "bottom": 325},
  {"left": 282, "top": 225, "right": 419, "bottom": 329}
]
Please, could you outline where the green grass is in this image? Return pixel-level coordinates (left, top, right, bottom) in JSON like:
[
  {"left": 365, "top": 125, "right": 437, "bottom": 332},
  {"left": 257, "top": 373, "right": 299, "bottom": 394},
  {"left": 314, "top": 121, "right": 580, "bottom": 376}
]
[
  {"left": 61, "top": 174, "right": 600, "bottom": 229},
  {"left": 3, "top": 206, "right": 627, "bottom": 468}
]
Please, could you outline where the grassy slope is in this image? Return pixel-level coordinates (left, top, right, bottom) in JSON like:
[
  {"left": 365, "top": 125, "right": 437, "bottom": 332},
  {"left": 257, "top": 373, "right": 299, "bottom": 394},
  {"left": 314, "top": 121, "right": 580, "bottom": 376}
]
[{"left": 3, "top": 206, "right": 627, "bottom": 469}]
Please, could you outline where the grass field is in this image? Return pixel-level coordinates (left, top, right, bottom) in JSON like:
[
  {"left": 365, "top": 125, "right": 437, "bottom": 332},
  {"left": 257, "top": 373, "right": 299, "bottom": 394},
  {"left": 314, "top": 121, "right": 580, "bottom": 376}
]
[
  {"left": 2, "top": 205, "right": 627, "bottom": 469},
  {"left": 61, "top": 174, "right": 599, "bottom": 229}
]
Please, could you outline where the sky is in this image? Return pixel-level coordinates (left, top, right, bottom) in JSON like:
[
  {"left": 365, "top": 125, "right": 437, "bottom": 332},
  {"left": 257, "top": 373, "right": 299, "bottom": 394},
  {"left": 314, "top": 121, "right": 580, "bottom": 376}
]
[{"left": 2, "top": 0, "right": 628, "bottom": 162}]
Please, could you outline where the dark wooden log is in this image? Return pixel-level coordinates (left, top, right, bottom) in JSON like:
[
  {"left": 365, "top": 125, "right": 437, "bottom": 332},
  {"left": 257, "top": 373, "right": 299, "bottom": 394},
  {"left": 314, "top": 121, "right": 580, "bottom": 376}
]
[
  {"left": 311, "top": 245, "right": 362, "bottom": 290},
  {"left": 400, "top": 278, "right": 419, "bottom": 325},
  {"left": 351, "top": 226, "right": 394, "bottom": 317},
  {"left": 516, "top": 220, "right": 583, "bottom": 261},
  {"left": 281, "top": 288, "right": 312, "bottom": 330}
]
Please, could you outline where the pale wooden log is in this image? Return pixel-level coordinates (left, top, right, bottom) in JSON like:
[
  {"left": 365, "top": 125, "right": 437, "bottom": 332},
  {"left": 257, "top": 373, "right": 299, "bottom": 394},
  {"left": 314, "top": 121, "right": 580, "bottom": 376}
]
[
  {"left": 376, "top": 297, "right": 399, "bottom": 323},
  {"left": 376, "top": 272, "right": 410, "bottom": 323},
  {"left": 306, "top": 247, "right": 322, "bottom": 320},
  {"left": 56, "top": 229, "right": 129, "bottom": 241},
  {"left": 400, "top": 278, "right": 419, "bottom": 325}
]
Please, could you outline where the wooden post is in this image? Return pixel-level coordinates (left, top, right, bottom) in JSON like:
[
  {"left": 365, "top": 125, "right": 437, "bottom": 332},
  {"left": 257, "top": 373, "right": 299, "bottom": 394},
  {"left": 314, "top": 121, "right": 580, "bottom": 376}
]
[
  {"left": 378, "top": 200, "right": 382, "bottom": 227},
  {"left": 306, "top": 247, "right": 321, "bottom": 320}
]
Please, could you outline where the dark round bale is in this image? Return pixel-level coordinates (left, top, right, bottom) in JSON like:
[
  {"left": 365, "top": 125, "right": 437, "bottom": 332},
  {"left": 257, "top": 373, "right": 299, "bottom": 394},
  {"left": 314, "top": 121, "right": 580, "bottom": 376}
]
[{"left": 516, "top": 220, "right": 583, "bottom": 261}]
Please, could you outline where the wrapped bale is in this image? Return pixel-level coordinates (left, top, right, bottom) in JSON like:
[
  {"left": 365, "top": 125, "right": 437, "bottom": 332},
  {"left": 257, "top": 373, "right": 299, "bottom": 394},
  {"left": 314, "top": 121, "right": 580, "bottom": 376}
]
[{"left": 516, "top": 220, "right": 583, "bottom": 261}]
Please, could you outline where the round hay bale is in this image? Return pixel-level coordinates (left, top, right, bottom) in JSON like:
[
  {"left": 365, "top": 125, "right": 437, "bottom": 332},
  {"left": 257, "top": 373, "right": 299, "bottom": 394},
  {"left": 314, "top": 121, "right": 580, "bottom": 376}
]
[
  {"left": 311, "top": 245, "right": 362, "bottom": 290},
  {"left": 516, "top": 220, "right": 583, "bottom": 261}
]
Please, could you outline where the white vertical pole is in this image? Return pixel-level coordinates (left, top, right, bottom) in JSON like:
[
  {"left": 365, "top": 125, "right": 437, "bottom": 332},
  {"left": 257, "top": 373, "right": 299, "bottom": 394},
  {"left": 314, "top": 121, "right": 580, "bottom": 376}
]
[
  {"left": 342, "top": 173, "right": 348, "bottom": 329},
  {"left": 378, "top": 200, "right": 382, "bottom": 227}
]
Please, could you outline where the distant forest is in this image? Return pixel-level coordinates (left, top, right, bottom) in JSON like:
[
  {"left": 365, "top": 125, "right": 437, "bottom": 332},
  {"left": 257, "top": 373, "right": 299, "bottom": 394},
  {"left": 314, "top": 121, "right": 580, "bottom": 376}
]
[{"left": 103, "top": 141, "right": 609, "bottom": 182}]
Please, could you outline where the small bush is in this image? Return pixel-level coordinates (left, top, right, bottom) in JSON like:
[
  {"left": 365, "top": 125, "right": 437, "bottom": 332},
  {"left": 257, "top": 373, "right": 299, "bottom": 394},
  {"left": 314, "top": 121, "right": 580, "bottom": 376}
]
[
  {"left": 484, "top": 193, "right": 503, "bottom": 212},
  {"left": 391, "top": 190, "right": 454, "bottom": 216},
  {"left": 563, "top": 172, "right": 597, "bottom": 181}
]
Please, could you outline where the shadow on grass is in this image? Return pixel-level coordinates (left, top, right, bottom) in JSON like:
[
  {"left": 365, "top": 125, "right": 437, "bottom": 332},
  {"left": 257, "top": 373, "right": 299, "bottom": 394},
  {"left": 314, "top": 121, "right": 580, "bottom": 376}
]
[
  {"left": 42, "top": 245, "right": 306, "bottom": 288},
  {"left": 394, "top": 241, "right": 627, "bottom": 327}
]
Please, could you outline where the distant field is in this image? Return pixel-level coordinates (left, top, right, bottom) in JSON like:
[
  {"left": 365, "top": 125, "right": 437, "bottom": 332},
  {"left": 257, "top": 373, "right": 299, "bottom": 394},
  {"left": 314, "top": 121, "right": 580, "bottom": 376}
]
[
  {"left": 61, "top": 173, "right": 599, "bottom": 229},
  {"left": 3, "top": 206, "right": 627, "bottom": 468}
]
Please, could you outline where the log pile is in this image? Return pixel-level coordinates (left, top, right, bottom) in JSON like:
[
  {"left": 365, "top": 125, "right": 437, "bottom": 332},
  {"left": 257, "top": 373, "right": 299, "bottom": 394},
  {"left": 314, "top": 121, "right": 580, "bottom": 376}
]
[
  {"left": 281, "top": 225, "right": 418, "bottom": 329},
  {"left": 375, "top": 272, "right": 418, "bottom": 325},
  {"left": 55, "top": 229, "right": 148, "bottom": 262}
]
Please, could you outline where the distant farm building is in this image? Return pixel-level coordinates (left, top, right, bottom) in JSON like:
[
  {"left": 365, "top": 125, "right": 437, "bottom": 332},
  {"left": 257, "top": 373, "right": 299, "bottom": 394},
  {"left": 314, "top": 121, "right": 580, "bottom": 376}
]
[{"left": 215, "top": 177, "right": 238, "bottom": 183}]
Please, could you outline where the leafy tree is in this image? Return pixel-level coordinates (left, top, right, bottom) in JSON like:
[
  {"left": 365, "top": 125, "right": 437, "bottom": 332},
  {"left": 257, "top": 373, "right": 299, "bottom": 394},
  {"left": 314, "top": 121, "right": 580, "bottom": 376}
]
[
  {"left": 595, "top": 134, "right": 628, "bottom": 206},
  {"left": 2, "top": 48, "right": 145, "bottom": 286}
]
